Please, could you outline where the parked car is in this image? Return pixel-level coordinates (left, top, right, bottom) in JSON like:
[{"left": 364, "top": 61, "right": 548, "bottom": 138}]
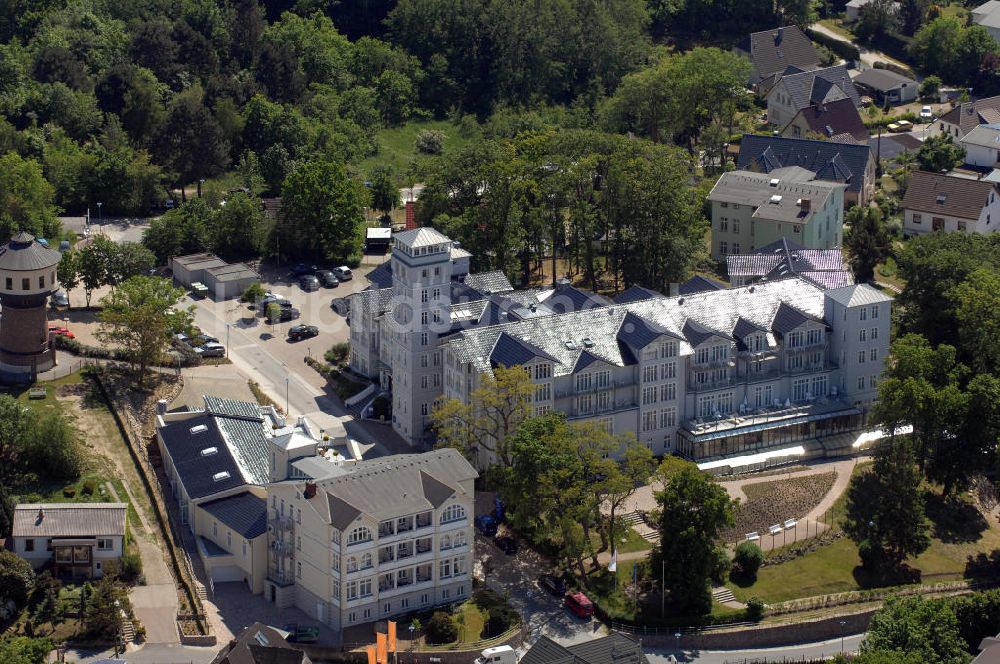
[
  {"left": 195, "top": 342, "right": 225, "bottom": 357},
  {"left": 191, "top": 334, "right": 219, "bottom": 345},
  {"left": 495, "top": 536, "right": 518, "bottom": 555},
  {"left": 564, "top": 592, "right": 594, "bottom": 618},
  {"left": 315, "top": 270, "right": 340, "bottom": 287},
  {"left": 50, "top": 291, "right": 69, "bottom": 308},
  {"left": 277, "top": 307, "right": 301, "bottom": 322},
  {"left": 475, "top": 515, "right": 498, "bottom": 537},
  {"left": 920, "top": 105, "right": 934, "bottom": 121},
  {"left": 48, "top": 326, "right": 74, "bottom": 339},
  {"left": 299, "top": 275, "right": 320, "bottom": 291},
  {"left": 290, "top": 263, "right": 318, "bottom": 277},
  {"left": 888, "top": 120, "right": 913, "bottom": 133},
  {"left": 538, "top": 574, "right": 566, "bottom": 596},
  {"left": 333, "top": 266, "right": 353, "bottom": 281},
  {"left": 288, "top": 324, "right": 319, "bottom": 341},
  {"left": 259, "top": 296, "right": 293, "bottom": 311},
  {"left": 174, "top": 332, "right": 191, "bottom": 345}
]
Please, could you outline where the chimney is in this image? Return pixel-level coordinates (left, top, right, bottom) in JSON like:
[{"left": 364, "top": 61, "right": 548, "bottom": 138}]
[
  {"left": 157, "top": 399, "right": 168, "bottom": 415},
  {"left": 304, "top": 482, "right": 317, "bottom": 499},
  {"left": 800, "top": 198, "right": 811, "bottom": 211},
  {"left": 775, "top": 26, "right": 784, "bottom": 45},
  {"left": 37, "top": 508, "right": 44, "bottom": 522},
  {"left": 405, "top": 200, "right": 416, "bottom": 229}
]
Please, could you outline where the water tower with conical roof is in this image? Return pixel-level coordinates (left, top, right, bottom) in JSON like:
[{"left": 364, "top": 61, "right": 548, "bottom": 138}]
[{"left": 0, "top": 232, "right": 61, "bottom": 380}]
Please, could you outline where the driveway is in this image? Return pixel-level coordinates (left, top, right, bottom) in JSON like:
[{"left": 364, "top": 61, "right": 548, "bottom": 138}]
[{"left": 478, "top": 534, "right": 606, "bottom": 649}]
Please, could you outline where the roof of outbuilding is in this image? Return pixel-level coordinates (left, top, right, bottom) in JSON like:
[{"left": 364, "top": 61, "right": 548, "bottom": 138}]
[
  {"left": 0, "top": 232, "right": 62, "bottom": 272},
  {"left": 899, "top": 170, "right": 998, "bottom": 220},
  {"left": 737, "top": 134, "right": 874, "bottom": 194},
  {"left": 740, "top": 26, "right": 821, "bottom": 82},
  {"left": 853, "top": 68, "right": 917, "bottom": 92},
  {"left": 12, "top": 503, "right": 127, "bottom": 538},
  {"left": 961, "top": 123, "right": 1000, "bottom": 149},
  {"left": 210, "top": 622, "right": 311, "bottom": 664},
  {"left": 198, "top": 492, "right": 268, "bottom": 540}
]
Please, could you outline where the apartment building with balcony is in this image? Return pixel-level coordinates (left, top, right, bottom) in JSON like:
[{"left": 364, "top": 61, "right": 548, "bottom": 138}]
[
  {"left": 347, "top": 230, "right": 890, "bottom": 466},
  {"left": 263, "top": 448, "right": 478, "bottom": 641}
]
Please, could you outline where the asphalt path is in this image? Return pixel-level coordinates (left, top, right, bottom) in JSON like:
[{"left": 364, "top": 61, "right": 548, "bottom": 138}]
[{"left": 646, "top": 633, "right": 865, "bottom": 663}]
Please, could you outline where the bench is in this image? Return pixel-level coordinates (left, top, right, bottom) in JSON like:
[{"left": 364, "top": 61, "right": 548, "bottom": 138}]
[
  {"left": 28, "top": 388, "right": 46, "bottom": 399},
  {"left": 745, "top": 532, "right": 760, "bottom": 542},
  {"left": 784, "top": 518, "right": 798, "bottom": 530},
  {"left": 769, "top": 524, "right": 783, "bottom": 535}
]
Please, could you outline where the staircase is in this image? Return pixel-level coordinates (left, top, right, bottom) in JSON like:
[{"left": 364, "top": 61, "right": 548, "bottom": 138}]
[
  {"left": 712, "top": 587, "right": 737, "bottom": 604},
  {"left": 195, "top": 582, "right": 209, "bottom": 603},
  {"left": 620, "top": 511, "right": 644, "bottom": 527},
  {"left": 121, "top": 618, "right": 136, "bottom": 643}
]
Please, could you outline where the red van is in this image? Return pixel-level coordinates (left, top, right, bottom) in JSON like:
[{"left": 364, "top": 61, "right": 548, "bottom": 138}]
[{"left": 565, "top": 591, "right": 594, "bottom": 618}]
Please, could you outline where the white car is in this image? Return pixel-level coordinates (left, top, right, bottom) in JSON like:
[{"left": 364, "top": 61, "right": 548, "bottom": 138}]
[
  {"left": 333, "top": 266, "right": 353, "bottom": 281},
  {"left": 920, "top": 105, "right": 934, "bottom": 120}
]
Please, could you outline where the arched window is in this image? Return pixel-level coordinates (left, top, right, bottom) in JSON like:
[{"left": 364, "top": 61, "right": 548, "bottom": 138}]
[
  {"left": 347, "top": 556, "right": 358, "bottom": 572},
  {"left": 348, "top": 526, "right": 372, "bottom": 545},
  {"left": 361, "top": 552, "right": 373, "bottom": 569},
  {"left": 440, "top": 535, "right": 452, "bottom": 550},
  {"left": 440, "top": 504, "right": 466, "bottom": 524},
  {"left": 454, "top": 532, "right": 466, "bottom": 548}
]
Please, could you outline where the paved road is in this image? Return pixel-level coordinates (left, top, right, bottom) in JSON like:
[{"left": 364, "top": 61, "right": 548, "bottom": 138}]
[
  {"left": 809, "top": 22, "right": 907, "bottom": 71},
  {"left": 646, "top": 633, "right": 865, "bottom": 663}
]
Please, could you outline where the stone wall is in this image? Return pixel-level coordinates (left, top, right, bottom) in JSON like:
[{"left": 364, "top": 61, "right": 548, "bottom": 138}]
[{"left": 629, "top": 609, "right": 875, "bottom": 650}]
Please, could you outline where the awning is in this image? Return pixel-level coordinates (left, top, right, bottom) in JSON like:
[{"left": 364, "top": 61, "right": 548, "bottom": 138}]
[{"left": 51, "top": 538, "right": 97, "bottom": 545}]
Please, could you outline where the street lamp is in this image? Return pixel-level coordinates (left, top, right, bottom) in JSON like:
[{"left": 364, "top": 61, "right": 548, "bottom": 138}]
[
  {"left": 285, "top": 374, "right": 290, "bottom": 415},
  {"left": 198, "top": 178, "right": 205, "bottom": 198},
  {"left": 840, "top": 620, "right": 847, "bottom": 654},
  {"left": 409, "top": 623, "right": 416, "bottom": 664},
  {"left": 96, "top": 202, "right": 102, "bottom": 229},
  {"left": 226, "top": 323, "right": 231, "bottom": 358},
  {"left": 674, "top": 632, "right": 681, "bottom": 655}
]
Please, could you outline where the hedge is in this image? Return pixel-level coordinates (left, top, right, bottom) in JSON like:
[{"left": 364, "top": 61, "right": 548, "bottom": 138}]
[{"left": 805, "top": 28, "right": 861, "bottom": 62}]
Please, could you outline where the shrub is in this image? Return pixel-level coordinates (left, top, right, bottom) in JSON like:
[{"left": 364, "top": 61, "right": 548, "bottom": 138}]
[
  {"left": 426, "top": 611, "right": 457, "bottom": 644},
  {"left": 484, "top": 606, "right": 517, "bottom": 637},
  {"left": 62, "top": 486, "right": 76, "bottom": 498},
  {"left": 82, "top": 479, "right": 96, "bottom": 496},
  {"left": 733, "top": 541, "right": 764, "bottom": 578},
  {"left": 325, "top": 342, "right": 350, "bottom": 365},
  {"left": 710, "top": 546, "right": 730, "bottom": 585},
  {"left": 241, "top": 283, "right": 266, "bottom": 303},
  {"left": 415, "top": 129, "right": 445, "bottom": 155},
  {"left": 0, "top": 549, "right": 35, "bottom": 609},
  {"left": 745, "top": 596, "right": 765, "bottom": 621},
  {"left": 118, "top": 551, "right": 144, "bottom": 584}
]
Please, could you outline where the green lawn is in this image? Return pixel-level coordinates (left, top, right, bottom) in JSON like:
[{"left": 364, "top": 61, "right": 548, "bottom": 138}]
[
  {"left": 358, "top": 119, "right": 475, "bottom": 182},
  {"left": 939, "top": 3, "right": 969, "bottom": 20},
  {"left": 596, "top": 526, "right": 652, "bottom": 555},
  {"left": 726, "top": 482, "right": 1000, "bottom": 605}
]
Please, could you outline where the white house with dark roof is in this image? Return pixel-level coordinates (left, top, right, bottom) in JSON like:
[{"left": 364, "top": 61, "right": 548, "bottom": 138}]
[
  {"left": 961, "top": 124, "right": 1000, "bottom": 169},
  {"left": 10, "top": 503, "right": 127, "bottom": 578},
  {"left": 765, "top": 65, "right": 861, "bottom": 127},
  {"left": 263, "top": 448, "right": 477, "bottom": 642},
  {"left": 900, "top": 171, "right": 1000, "bottom": 236}
]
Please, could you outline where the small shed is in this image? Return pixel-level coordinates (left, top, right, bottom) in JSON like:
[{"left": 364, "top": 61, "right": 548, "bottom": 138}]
[
  {"left": 853, "top": 68, "right": 918, "bottom": 105},
  {"left": 170, "top": 253, "right": 227, "bottom": 289},
  {"left": 365, "top": 227, "right": 392, "bottom": 254},
  {"left": 204, "top": 262, "right": 260, "bottom": 301}
]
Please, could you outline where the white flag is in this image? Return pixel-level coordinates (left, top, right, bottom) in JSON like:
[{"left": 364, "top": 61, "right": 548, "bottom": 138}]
[{"left": 608, "top": 548, "right": 618, "bottom": 573}]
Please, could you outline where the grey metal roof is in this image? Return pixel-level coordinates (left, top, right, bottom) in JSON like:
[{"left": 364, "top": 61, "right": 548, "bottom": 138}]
[
  {"left": 825, "top": 283, "right": 893, "bottom": 307},
  {"left": 216, "top": 415, "right": 271, "bottom": 486},
  {"left": 205, "top": 396, "right": 265, "bottom": 420},
  {"left": 962, "top": 123, "right": 1000, "bottom": 149},
  {"left": 308, "top": 449, "right": 478, "bottom": 525},
  {"left": 199, "top": 492, "right": 268, "bottom": 539},
  {"left": 853, "top": 67, "right": 916, "bottom": 93},
  {"left": 0, "top": 233, "right": 62, "bottom": 271},
  {"left": 394, "top": 227, "right": 451, "bottom": 248},
  {"left": 737, "top": 134, "right": 873, "bottom": 194},
  {"left": 12, "top": 503, "right": 127, "bottom": 538},
  {"left": 158, "top": 414, "right": 246, "bottom": 499},
  {"left": 445, "top": 277, "right": 827, "bottom": 378},
  {"left": 462, "top": 270, "right": 514, "bottom": 296},
  {"left": 709, "top": 170, "right": 841, "bottom": 225}
]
